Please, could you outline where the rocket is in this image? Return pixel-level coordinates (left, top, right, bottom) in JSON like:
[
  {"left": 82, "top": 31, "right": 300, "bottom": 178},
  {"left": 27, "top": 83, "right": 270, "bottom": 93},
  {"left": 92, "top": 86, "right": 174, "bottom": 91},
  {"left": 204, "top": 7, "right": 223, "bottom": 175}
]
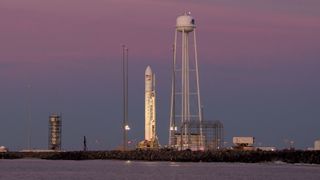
[{"left": 145, "top": 66, "right": 156, "bottom": 141}]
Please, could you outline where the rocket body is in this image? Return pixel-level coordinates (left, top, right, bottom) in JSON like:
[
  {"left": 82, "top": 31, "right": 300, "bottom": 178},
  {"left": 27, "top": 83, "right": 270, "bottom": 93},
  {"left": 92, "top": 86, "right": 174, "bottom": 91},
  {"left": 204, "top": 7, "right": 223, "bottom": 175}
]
[{"left": 145, "top": 66, "right": 156, "bottom": 141}]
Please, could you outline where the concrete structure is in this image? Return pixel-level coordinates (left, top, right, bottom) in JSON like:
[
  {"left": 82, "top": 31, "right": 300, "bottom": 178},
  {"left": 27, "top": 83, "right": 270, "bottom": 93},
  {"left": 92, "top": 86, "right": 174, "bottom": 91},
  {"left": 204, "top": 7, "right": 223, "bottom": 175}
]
[
  {"left": 48, "top": 113, "right": 62, "bottom": 151},
  {"left": 169, "top": 12, "right": 203, "bottom": 150},
  {"left": 20, "top": 149, "right": 57, "bottom": 152},
  {"left": 256, "top": 147, "right": 277, "bottom": 151},
  {"left": 314, "top": 139, "right": 320, "bottom": 150},
  {"left": 138, "top": 66, "right": 159, "bottom": 149}
]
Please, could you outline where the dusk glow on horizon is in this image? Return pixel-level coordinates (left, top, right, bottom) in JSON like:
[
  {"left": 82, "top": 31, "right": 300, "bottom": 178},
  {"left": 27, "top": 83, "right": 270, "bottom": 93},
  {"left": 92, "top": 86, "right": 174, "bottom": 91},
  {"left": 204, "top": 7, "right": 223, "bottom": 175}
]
[{"left": 0, "top": 0, "right": 319, "bottom": 150}]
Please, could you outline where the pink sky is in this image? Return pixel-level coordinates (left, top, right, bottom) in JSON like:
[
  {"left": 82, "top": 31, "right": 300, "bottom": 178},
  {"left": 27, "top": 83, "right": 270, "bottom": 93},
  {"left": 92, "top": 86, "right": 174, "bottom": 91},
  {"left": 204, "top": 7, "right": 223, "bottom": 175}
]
[{"left": 1, "top": 0, "right": 319, "bottom": 64}]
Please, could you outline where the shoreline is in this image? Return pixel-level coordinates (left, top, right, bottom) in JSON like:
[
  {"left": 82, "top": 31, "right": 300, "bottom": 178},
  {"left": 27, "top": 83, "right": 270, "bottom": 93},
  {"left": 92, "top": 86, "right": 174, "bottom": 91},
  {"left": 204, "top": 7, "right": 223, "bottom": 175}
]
[{"left": 1, "top": 149, "right": 320, "bottom": 164}]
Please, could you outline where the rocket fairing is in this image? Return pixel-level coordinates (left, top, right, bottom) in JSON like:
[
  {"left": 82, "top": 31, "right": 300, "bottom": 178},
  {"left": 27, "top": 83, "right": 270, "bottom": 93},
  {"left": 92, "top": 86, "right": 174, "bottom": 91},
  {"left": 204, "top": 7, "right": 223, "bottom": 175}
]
[
  {"left": 145, "top": 66, "right": 153, "bottom": 92},
  {"left": 145, "top": 66, "right": 156, "bottom": 141}
]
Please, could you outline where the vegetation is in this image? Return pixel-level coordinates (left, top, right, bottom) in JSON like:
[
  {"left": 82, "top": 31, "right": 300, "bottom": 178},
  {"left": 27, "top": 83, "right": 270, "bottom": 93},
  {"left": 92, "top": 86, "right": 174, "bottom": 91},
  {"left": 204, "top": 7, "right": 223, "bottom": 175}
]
[{"left": 1, "top": 149, "right": 320, "bottom": 164}]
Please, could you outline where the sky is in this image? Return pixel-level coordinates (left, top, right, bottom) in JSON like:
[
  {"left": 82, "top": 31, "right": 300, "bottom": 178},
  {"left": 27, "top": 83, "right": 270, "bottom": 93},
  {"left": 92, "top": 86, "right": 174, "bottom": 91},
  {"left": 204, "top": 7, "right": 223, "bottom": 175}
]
[{"left": 0, "top": 0, "right": 319, "bottom": 150}]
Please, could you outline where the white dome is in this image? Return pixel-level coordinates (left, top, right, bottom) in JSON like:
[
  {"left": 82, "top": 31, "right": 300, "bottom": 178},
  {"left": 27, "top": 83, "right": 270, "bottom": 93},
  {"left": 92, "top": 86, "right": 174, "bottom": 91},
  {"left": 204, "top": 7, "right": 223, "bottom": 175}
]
[{"left": 176, "top": 12, "right": 195, "bottom": 32}]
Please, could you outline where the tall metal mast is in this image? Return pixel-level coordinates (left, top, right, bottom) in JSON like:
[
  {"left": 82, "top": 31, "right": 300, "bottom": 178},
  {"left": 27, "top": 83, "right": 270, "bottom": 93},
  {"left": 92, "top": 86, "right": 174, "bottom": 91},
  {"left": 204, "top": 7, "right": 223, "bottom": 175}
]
[
  {"left": 26, "top": 84, "right": 32, "bottom": 150},
  {"left": 122, "top": 45, "right": 129, "bottom": 151},
  {"left": 169, "top": 43, "right": 177, "bottom": 147}
]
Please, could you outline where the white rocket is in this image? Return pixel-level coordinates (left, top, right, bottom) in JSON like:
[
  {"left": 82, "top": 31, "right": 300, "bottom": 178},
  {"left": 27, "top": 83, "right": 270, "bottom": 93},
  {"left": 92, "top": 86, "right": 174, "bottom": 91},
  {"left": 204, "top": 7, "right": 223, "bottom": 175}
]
[{"left": 145, "top": 66, "right": 156, "bottom": 141}]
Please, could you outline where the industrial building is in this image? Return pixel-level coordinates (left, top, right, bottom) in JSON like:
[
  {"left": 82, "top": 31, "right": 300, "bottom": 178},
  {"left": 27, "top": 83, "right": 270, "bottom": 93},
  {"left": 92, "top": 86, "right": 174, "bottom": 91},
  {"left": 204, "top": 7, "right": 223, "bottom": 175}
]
[{"left": 48, "top": 113, "right": 62, "bottom": 151}]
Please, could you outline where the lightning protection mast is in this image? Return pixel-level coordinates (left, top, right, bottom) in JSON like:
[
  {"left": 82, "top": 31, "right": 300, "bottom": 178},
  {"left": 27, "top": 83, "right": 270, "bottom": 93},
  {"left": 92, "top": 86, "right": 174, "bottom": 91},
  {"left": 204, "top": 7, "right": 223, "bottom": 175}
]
[{"left": 122, "top": 45, "right": 130, "bottom": 151}]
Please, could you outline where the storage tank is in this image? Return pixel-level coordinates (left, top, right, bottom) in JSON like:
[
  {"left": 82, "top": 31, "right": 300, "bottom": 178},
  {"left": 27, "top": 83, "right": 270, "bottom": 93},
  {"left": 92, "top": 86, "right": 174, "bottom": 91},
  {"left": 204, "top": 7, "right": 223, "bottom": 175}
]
[
  {"left": 314, "top": 139, "right": 320, "bottom": 150},
  {"left": 48, "top": 113, "right": 62, "bottom": 151},
  {"left": 176, "top": 12, "right": 195, "bottom": 33}
]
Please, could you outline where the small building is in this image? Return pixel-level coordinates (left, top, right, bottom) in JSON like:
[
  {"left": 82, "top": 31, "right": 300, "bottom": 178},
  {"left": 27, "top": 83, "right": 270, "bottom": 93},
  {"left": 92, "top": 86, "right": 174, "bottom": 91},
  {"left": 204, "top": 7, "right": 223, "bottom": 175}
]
[
  {"left": 314, "top": 139, "right": 320, "bottom": 150},
  {"left": 0, "top": 146, "right": 8, "bottom": 152},
  {"left": 233, "top": 136, "right": 255, "bottom": 150},
  {"left": 233, "top": 137, "right": 255, "bottom": 146}
]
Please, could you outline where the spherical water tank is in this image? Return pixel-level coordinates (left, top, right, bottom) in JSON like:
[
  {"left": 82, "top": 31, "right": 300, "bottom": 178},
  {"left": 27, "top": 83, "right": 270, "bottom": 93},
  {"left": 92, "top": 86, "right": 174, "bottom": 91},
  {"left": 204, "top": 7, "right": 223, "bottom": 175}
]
[{"left": 176, "top": 12, "right": 195, "bottom": 32}]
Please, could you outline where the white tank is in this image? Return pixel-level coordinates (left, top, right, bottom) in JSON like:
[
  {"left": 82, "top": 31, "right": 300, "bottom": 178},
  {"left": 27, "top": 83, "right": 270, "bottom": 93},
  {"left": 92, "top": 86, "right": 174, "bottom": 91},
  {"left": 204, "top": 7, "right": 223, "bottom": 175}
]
[
  {"left": 314, "top": 139, "right": 320, "bottom": 150},
  {"left": 176, "top": 12, "right": 195, "bottom": 32}
]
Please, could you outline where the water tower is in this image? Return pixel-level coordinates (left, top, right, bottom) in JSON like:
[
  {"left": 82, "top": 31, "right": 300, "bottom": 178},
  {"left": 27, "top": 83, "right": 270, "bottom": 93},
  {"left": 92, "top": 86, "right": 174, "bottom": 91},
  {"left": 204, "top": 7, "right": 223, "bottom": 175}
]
[{"left": 169, "top": 12, "right": 203, "bottom": 150}]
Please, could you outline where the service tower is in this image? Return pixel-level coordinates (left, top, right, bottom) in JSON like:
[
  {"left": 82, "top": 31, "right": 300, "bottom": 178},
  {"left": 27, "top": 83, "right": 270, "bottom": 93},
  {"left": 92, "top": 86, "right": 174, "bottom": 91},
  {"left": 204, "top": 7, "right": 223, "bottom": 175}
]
[
  {"left": 48, "top": 113, "right": 62, "bottom": 151},
  {"left": 169, "top": 12, "right": 204, "bottom": 150},
  {"left": 138, "top": 66, "right": 159, "bottom": 149}
]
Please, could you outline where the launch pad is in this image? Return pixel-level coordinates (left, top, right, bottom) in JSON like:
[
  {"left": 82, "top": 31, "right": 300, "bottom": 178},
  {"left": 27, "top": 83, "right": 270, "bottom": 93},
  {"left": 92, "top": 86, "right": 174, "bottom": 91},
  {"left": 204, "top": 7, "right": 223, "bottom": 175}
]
[{"left": 137, "top": 138, "right": 160, "bottom": 149}]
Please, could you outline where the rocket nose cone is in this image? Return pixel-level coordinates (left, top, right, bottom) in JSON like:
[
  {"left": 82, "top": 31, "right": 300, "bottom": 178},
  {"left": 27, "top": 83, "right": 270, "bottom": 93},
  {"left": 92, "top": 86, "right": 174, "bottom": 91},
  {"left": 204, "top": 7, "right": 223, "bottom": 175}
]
[{"left": 145, "top": 66, "right": 152, "bottom": 75}]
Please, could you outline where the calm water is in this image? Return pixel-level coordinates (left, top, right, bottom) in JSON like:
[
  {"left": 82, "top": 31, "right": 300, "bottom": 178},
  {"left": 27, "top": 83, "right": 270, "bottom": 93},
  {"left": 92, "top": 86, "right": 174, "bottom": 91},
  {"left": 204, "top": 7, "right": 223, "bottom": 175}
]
[{"left": 0, "top": 159, "right": 319, "bottom": 180}]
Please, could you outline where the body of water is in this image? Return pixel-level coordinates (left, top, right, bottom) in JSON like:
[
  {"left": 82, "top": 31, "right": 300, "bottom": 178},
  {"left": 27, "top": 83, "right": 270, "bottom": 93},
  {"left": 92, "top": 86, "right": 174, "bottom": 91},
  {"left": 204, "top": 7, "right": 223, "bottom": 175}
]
[{"left": 0, "top": 159, "right": 319, "bottom": 180}]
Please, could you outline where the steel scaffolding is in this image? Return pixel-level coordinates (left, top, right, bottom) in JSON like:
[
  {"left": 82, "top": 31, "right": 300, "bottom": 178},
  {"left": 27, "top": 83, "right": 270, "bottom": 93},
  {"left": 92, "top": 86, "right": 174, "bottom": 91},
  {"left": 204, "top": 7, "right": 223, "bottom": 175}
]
[
  {"left": 172, "top": 120, "right": 224, "bottom": 150},
  {"left": 48, "top": 113, "right": 62, "bottom": 151}
]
